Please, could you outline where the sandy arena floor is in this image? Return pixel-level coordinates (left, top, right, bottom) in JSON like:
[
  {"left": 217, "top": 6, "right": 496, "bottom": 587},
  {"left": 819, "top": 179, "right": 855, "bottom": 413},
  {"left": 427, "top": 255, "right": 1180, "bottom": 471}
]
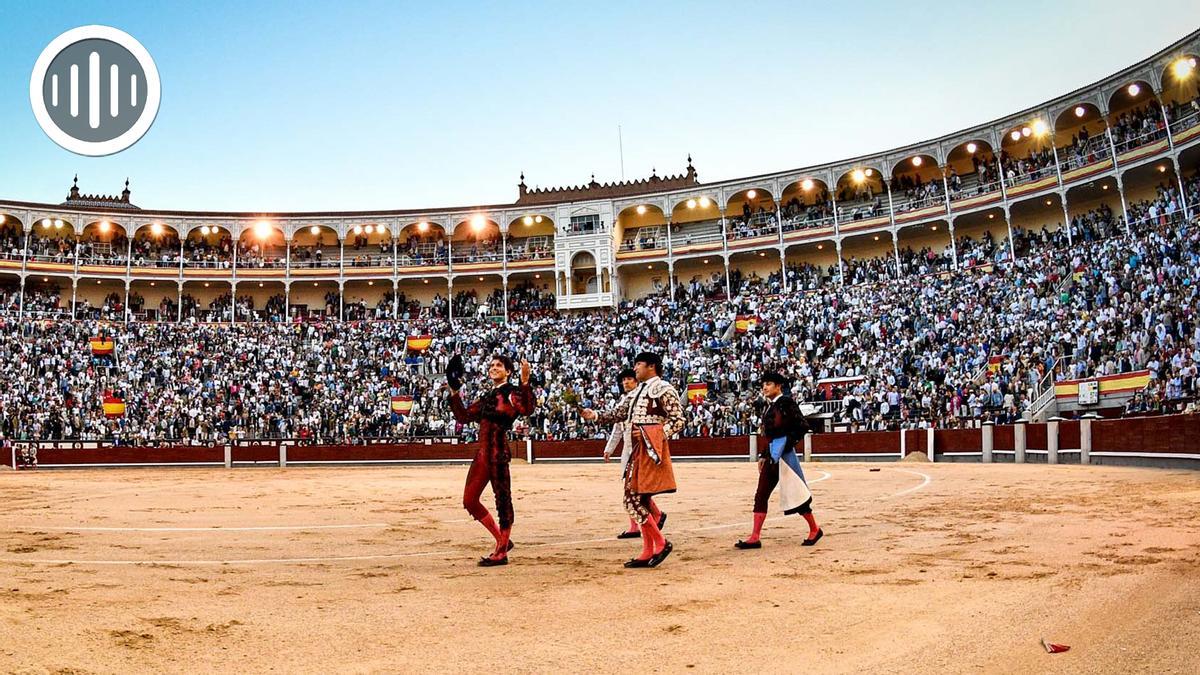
[{"left": 1, "top": 461, "right": 1198, "bottom": 674}]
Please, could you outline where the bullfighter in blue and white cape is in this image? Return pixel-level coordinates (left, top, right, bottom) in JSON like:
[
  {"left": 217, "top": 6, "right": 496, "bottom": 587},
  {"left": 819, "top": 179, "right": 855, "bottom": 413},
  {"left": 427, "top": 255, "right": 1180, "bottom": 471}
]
[{"left": 735, "top": 371, "right": 823, "bottom": 549}]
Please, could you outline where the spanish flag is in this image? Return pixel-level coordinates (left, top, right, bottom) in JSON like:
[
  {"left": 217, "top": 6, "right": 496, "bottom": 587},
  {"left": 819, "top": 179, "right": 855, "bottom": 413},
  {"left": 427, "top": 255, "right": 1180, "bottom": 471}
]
[
  {"left": 1054, "top": 370, "right": 1152, "bottom": 399},
  {"left": 89, "top": 337, "right": 115, "bottom": 356},
  {"left": 734, "top": 315, "right": 759, "bottom": 333},
  {"left": 390, "top": 395, "right": 414, "bottom": 414},
  {"left": 686, "top": 383, "right": 708, "bottom": 404},
  {"left": 987, "top": 355, "right": 1003, "bottom": 375},
  {"left": 102, "top": 394, "right": 126, "bottom": 418},
  {"left": 405, "top": 335, "right": 433, "bottom": 352}
]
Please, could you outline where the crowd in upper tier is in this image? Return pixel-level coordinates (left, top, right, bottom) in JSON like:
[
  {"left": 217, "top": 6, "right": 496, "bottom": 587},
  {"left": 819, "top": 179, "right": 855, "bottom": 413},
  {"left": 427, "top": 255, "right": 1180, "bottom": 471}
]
[{"left": 0, "top": 170, "right": 1197, "bottom": 445}]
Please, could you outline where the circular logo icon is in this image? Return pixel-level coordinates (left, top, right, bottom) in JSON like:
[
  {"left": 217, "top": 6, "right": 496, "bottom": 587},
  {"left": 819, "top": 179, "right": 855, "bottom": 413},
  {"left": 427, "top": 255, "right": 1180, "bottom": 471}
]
[{"left": 29, "top": 25, "right": 160, "bottom": 156}]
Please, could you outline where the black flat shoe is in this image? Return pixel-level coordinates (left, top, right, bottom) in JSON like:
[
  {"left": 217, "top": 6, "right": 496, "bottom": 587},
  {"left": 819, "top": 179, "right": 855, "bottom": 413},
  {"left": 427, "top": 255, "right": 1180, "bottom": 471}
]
[
  {"left": 623, "top": 557, "right": 652, "bottom": 568},
  {"left": 617, "top": 530, "right": 641, "bottom": 540},
  {"left": 734, "top": 540, "right": 762, "bottom": 550},
  {"left": 649, "top": 540, "right": 673, "bottom": 567},
  {"left": 478, "top": 555, "right": 509, "bottom": 567},
  {"left": 802, "top": 528, "right": 823, "bottom": 546},
  {"left": 507, "top": 540, "right": 515, "bottom": 552},
  {"left": 657, "top": 512, "right": 667, "bottom": 530}
]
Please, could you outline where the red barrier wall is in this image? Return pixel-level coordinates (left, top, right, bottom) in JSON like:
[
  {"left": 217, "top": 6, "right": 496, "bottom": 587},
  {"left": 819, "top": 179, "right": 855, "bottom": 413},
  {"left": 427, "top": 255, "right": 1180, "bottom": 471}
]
[
  {"left": 1026, "top": 423, "right": 1047, "bottom": 451},
  {"left": 287, "top": 443, "right": 475, "bottom": 462},
  {"left": 231, "top": 444, "right": 279, "bottom": 463},
  {"left": 812, "top": 430, "right": 900, "bottom": 455},
  {"left": 1094, "top": 415, "right": 1200, "bottom": 454},
  {"left": 532, "top": 436, "right": 748, "bottom": 460},
  {"left": 994, "top": 425, "right": 1015, "bottom": 451},
  {"left": 1059, "top": 421, "right": 1081, "bottom": 450},
  {"left": 903, "top": 430, "right": 925, "bottom": 456},
  {"left": 935, "top": 428, "right": 981, "bottom": 453},
  {"left": 36, "top": 445, "right": 224, "bottom": 465}
]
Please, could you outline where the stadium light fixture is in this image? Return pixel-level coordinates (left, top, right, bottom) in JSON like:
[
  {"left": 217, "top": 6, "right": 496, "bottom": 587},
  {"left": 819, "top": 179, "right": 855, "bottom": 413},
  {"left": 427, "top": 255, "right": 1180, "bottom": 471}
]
[
  {"left": 1158, "top": 165, "right": 1167, "bottom": 173},
  {"left": 699, "top": 196, "right": 711, "bottom": 207},
  {"left": 759, "top": 252, "right": 767, "bottom": 257},
  {"left": 1010, "top": 130, "right": 1022, "bottom": 142},
  {"left": 41, "top": 219, "right": 51, "bottom": 229},
  {"left": 989, "top": 213, "right": 995, "bottom": 219},
  {"left": 873, "top": 235, "right": 880, "bottom": 240},
  {"left": 817, "top": 243, "right": 824, "bottom": 249},
  {"left": 42, "top": 277, "right": 48, "bottom": 282},
  {"left": 1032, "top": 120, "right": 1048, "bottom": 136},
  {"left": 747, "top": 190, "right": 757, "bottom": 199},
  {"left": 423, "top": 279, "right": 429, "bottom": 284},
  {"left": 535, "top": 215, "right": 543, "bottom": 223},
  {"left": 417, "top": 221, "right": 429, "bottom": 233},
  {"left": 1021, "top": 127, "right": 1032, "bottom": 138},
  {"left": 851, "top": 169, "right": 866, "bottom": 183},
  {"left": 1074, "top": 106, "right": 1087, "bottom": 118},
  {"left": 150, "top": 223, "right": 164, "bottom": 236},
  {"left": 865, "top": 169, "right": 874, "bottom": 177},
  {"left": 98, "top": 220, "right": 111, "bottom": 234},
  {"left": 1173, "top": 57, "right": 1197, "bottom": 78},
  {"left": 54, "top": 219, "right": 64, "bottom": 229},
  {"left": 931, "top": 225, "right": 937, "bottom": 231},
  {"left": 647, "top": 264, "right": 653, "bottom": 269},
  {"left": 368, "top": 281, "right": 374, "bottom": 286},
  {"left": 1127, "top": 83, "right": 1140, "bottom": 97},
  {"left": 254, "top": 220, "right": 272, "bottom": 239},
  {"left": 365, "top": 225, "right": 375, "bottom": 234},
  {"left": 470, "top": 215, "right": 487, "bottom": 232},
  {"left": 204, "top": 282, "right": 210, "bottom": 287},
  {"left": 150, "top": 281, "right": 155, "bottom": 286},
  {"left": 534, "top": 273, "right": 540, "bottom": 279},
  {"left": 911, "top": 156, "right": 923, "bottom": 167},
  {"left": 96, "top": 280, "right": 101, "bottom": 284},
  {"left": 200, "top": 225, "right": 211, "bottom": 236},
  {"left": 703, "top": 259, "right": 709, "bottom": 264},
  {"left": 801, "top": 179, "right": 814, "bottom": 191},
  {"left": 1102, "top": 184, "right": 1109, "bottom": 190},
  {"left": 258, "top": 282, "right": 264, "bottom": 287},
  {"left": 353, "top": 225, "right": 364, "bottom": 235},
  {"left": 966, "top": 142, "right": 978, "bottom": 154},
  {"left": 686, "top": 199, "right": 697, "bottom": 209},
  {"left": 1045, "top": 199, "right": 1053, "bottom": 205},
  {"left": 523, "top": 216, "right": 533, "bottom": 226},
  {"left": 636, "top": 205, "right": 647, "bottom": 215},
  {"left": 313, "top": 282, "right": 318, "bottom": 286}
]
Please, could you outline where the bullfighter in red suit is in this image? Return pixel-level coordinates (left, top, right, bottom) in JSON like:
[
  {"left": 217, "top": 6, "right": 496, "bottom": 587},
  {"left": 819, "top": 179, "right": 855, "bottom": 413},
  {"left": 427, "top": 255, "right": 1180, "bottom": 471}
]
[{"left": 448, "top": 354, "right": 535, "bottom": 567}]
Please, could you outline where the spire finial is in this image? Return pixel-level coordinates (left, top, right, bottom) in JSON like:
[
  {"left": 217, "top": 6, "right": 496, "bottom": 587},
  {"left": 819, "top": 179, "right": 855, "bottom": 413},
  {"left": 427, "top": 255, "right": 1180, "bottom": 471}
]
[{"left": 73, "top": 174, "right": 78, "bottom": 186}]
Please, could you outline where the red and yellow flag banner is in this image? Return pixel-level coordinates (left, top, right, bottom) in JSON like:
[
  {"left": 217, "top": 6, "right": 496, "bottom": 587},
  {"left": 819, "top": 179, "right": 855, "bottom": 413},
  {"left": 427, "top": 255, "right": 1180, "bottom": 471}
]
[
  {"left": 102, "top": 394, "right": 126, "bottom": 418},
  {"left": 405, "top": 335, "right": 432, "bottom": 352},
  {"left": 987, "top": 355, "right": 1003, "bottom": 375},
  {"left": 734, "top": 315, "right": 759, "bottom": 333},
  {"left": 89, "top": 337, "right": 115, "bottom": 356},
  {"left": 1054, "top": 370, "right": 1151, "bottom": 399},
  {"left": 391, "top": 395, "right": 414, "bottom": 414},
  {"left": 686, "top": 383, "right": 708, "bottom": 404}
]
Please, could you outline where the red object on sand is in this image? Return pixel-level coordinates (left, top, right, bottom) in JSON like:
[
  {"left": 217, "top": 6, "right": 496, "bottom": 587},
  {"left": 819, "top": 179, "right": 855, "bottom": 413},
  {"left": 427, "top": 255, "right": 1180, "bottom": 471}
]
[{"left": 1041, "top": 638, "right": 1070, "bottom": 654}]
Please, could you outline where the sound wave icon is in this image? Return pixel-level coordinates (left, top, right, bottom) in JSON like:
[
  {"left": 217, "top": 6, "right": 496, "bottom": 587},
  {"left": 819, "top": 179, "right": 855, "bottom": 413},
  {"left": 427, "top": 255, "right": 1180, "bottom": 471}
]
[
  {"left": 48, "top": 53, "right": 141, "bottom": 129},
  {"left": 30, "top": 25, "right": 160, "bottom": 157}
]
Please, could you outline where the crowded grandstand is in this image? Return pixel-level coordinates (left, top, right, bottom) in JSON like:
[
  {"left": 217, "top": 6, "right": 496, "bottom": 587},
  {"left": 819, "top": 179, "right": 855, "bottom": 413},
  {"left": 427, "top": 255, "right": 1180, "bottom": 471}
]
[{"left": 1, "top": 42, "right": 1199, "bottom": 448}]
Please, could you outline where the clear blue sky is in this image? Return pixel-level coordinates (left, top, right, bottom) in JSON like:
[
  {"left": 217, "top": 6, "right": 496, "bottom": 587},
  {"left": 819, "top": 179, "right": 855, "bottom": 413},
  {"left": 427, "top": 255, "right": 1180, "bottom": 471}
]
[{"left": 1, "top": 1, "right": 1197, "bottom": 212}]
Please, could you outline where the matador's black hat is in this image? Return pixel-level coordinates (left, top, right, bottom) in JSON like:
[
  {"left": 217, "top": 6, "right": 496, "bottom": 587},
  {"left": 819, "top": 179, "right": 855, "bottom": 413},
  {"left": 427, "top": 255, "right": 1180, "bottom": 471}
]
[
  {"left": 760, "top": 371, "right": 791, "bottom": 387},
  {"left": 634, "top": 351, "right": 662, "bottom": 372}
]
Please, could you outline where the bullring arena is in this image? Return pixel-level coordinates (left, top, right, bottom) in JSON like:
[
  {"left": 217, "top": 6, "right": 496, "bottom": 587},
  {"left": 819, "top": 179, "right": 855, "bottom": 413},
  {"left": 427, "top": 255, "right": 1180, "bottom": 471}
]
[
  {"left": 3, "top": 429, "right": 1200, "bottom": 673},
  {"left": 3, "top": 16, "right": 1200, "bottom": 675}
]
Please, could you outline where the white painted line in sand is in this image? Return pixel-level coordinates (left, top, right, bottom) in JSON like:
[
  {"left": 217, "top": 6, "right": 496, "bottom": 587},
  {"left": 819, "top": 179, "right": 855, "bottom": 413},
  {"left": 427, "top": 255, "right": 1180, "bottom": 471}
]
[{"left": 882, "top": 468, "right": 932, "bottom": 499}]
